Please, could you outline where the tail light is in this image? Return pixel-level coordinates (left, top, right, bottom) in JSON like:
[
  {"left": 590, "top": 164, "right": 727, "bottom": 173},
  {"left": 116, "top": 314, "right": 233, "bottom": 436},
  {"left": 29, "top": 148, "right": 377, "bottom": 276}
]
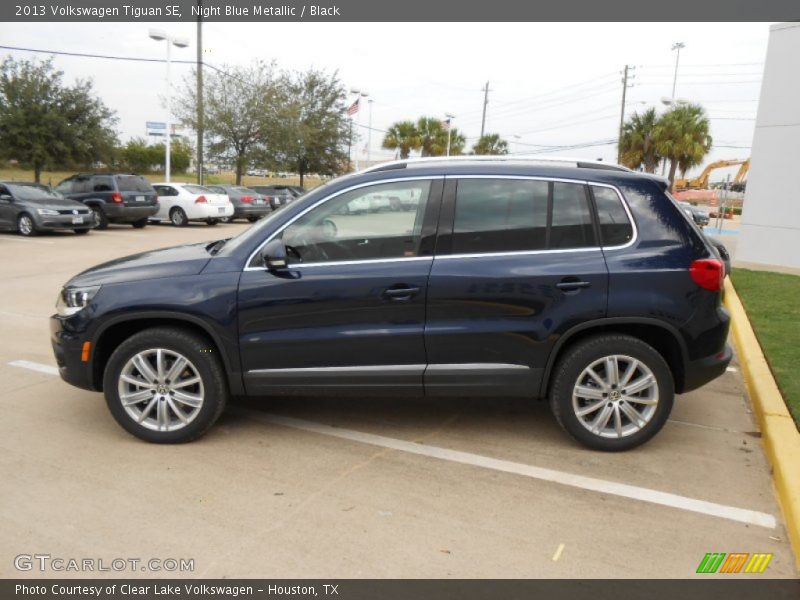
[
  {"left": 689, "top": 259, "right": 724, "bottom": 291},
  {"left": 240, "top": 195, "right": 254, "bottom": 204},
  {"left": 111, "top": 192, "right": 123, "bottom": 203},
  {"left": 195, "top": 195, "right": 207, "bottom": 204}
]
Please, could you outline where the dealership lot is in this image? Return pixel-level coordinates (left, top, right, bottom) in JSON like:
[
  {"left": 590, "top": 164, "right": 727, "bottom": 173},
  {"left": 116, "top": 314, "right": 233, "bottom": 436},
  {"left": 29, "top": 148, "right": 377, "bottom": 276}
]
[{"left": 0, "top": 223, "right": 796, "bottom": 578}]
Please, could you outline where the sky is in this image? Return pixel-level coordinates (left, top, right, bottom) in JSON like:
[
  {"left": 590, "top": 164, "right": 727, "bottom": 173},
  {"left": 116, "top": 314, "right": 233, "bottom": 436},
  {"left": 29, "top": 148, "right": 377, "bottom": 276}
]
[{"left": 0, "top": 21, "right": 771, "bottom": 179}]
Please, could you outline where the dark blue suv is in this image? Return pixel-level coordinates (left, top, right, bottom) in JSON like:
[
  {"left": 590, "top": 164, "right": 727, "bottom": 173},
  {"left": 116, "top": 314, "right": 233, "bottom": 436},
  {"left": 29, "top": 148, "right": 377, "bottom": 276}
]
[{"left": 50, "top": 158, "right": 731, "bottom": 450}]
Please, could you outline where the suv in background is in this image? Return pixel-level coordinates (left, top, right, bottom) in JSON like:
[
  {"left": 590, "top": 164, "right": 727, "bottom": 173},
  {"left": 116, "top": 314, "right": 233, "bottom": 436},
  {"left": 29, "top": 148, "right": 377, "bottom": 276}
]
[
  {"left": 55, "top": 174, "right": 159, "bottom": 229},
  {"left": 51, "top": 157, "right": 730, "bottom": 450}
]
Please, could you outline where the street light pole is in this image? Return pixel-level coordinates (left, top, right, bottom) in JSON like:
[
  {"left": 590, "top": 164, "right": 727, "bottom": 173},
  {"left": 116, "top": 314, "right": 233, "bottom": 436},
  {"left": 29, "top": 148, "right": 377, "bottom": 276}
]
[
  {"left": 350, "top": 89, "right": 368, "bottom": 171},
  {"left": 367, "top": 99, "right": 373, "bottom": 165},
  {"left": 150, "top": 29, "right": 188, "bottom": 183},
  {"left": 671, "top": 42, "right": 685, "bottom": 101},
  {"left": 445, "top": 113, "right": 455, "bottom": 156}
]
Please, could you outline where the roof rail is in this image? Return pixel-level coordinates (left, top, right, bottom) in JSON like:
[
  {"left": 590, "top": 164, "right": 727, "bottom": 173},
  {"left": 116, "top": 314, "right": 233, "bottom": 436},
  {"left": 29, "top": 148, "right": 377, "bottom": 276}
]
[{"left": 362, "top": 155, "right": 633, "bottom": 174}]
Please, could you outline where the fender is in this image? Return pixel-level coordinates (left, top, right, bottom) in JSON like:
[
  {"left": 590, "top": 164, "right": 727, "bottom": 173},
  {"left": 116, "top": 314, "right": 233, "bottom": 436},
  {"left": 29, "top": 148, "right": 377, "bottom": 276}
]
[
  {"left": 537, "top": 316, "right": 689, "bottom": 398},
  {"left": 91, "top": 310, "right": 244, "bottom": 395}
]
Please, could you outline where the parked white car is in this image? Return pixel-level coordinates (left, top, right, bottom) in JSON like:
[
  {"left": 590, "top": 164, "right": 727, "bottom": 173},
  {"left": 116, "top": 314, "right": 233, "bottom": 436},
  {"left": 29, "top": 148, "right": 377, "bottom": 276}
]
[{"left": 151, "top": 183, "right": 233, "bottom": 226}]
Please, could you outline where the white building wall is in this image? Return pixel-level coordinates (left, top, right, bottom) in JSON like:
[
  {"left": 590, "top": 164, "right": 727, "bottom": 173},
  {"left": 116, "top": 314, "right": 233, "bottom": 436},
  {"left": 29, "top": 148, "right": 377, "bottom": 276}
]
[{"left": 737, "top": 22, "right": 800, "bottom": 269}]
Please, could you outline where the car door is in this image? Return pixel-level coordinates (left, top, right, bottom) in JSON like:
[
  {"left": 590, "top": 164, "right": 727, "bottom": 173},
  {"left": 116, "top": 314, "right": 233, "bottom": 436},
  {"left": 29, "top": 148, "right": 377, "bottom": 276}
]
[
  {"left": 237, "top": 177, "right": 443, "bottom": 396},
  {"left": 424, "top": 176, "right": 609, "bottom": 396},
  {"left": 153, "top": 185, "right": 175, "bottom": 219},
  {"left": 0, "top": 184, "right": 18, "bottom": 230}
]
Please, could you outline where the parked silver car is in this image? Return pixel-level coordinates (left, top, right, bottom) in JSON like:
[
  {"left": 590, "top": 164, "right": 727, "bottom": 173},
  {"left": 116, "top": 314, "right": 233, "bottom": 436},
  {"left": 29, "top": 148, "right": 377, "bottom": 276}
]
[{"left": 0, "top": 181, "right": 94, "bottom": 236}]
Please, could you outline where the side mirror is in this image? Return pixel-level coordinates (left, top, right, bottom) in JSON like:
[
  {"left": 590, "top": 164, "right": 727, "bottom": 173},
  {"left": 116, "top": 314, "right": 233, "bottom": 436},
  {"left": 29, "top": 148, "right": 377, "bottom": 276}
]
[{"left": 260, "top": 238, "right": 288, "bottom": 271}]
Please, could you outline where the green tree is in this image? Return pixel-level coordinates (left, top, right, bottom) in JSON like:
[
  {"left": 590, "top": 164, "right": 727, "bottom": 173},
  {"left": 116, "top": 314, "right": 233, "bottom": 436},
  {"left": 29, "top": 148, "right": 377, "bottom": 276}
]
[
  {"left": 472, "top": 133, "right": 509, "bottom": 155},
  {"left": 654, "top": 104, "right": 712, "bottom": 186},
  {"left": 265, "top": 69, "right": 350, "bottom": 187},
  {"left": 382, "top": 121, "right": 420, "bottom": 159},
  {"left": 0, "top": 57, "right": 117, "bottom": 182},
  {"left": 619, "top": 108, "right": 661, "bottom": 172},
  {"left": 176, "top": 61, "right": 280, "bottom": 185},
  {"left": 416, "top": 117, "right": 466, "bottom": 157}
]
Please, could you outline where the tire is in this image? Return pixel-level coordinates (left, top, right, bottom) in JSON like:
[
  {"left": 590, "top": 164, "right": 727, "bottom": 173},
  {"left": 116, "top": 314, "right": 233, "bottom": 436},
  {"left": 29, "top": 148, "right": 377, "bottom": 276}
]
[
  {"left": 103, "top": 327, "right": 228, "bottom": 443},
  {"left": 170, "top": 207, "right": 188, "bottom": 227},
  {"left": 132, "top": 218, "right": 148, "bottom": 229},
  {"left": 17, "top": 213, "right": 38, "bottom": 237},
  {"left": 74, "top": 228, "right": 90, "bottom": 235},
  {"left": 549, "top": 334, "right": 674, "bottom": 451},
  {"left": 247, "top": 216, "right": 260, "bottom": 223},
  {"left": 206, "top": 218, "right": 219, "bottom": 226},
  {"left": 90, "top": 206, "right": 108, "bottom": 230},
  {"left": 219, "top": 216, "right": 233, "bottom": 223}
]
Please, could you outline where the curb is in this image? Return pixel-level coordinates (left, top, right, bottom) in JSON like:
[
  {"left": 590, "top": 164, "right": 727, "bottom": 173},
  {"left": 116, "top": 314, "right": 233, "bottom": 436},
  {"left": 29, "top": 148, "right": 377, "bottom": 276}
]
[{"left": 724, "top": 278, "right": 800, "bottom": 568}]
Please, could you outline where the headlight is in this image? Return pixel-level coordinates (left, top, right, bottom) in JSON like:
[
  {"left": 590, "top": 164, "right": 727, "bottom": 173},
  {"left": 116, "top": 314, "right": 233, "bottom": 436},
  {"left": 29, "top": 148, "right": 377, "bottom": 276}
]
[
  {"left": 37, "top": 208, "right": 59, "bottom": 216},
  {"left": 56, "top": 286, "right": 101, "bottom": 317}
]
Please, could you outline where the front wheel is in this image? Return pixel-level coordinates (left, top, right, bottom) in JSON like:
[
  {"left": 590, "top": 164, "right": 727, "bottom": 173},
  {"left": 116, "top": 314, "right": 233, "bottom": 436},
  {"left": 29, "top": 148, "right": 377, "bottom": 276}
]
[
  {"left": 103, "top": 327, "right": 228, "bottom": 443},
  {"left": 549, "top": 334, "right": 674, "bottom": 451},
  {"left": 17, "top": 213, "right": 38, "bottom": 236}
]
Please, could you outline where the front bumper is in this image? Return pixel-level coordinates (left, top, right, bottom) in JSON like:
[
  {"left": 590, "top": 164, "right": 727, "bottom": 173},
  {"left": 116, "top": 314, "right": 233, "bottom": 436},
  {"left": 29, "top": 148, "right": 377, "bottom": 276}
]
[
  {"left": 50, "top": 315, "right": 95, "bottom": 391},
  {"left": 682, "top": 343, "right": 733, "bottom": 393},
  {"left": 37, "top": 213, "right": 95, "bottom": 230}
]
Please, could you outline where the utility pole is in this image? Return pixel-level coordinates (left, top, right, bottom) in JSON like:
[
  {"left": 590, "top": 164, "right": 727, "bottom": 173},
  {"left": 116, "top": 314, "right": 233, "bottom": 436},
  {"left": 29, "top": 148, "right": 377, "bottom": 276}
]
[
  {"left": 480, "top": 81, "right": 490, "bottom": 139},
  {"left": 196, "top": 2, "right": 204, "bottom": 184},
  {"left": 617, "top": 65, "right": 634, "bottom": 163},
  {"left": 367, "top": 99, "right": 373, "bottom": 165},
  {"left": 671, "top": 42, "right": 685, "bottom": 101}
]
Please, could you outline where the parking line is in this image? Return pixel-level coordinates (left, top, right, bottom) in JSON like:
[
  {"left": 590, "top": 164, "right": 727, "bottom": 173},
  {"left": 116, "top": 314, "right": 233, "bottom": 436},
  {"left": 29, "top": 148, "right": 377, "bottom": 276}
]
[
  {"left": 233, "top": 408, "right": 777, "bottom": 530},
  {"left": 9, "top": 360, "right": 59, "bottom": 376},
  {"left": 0, "top": 237, "right": 55, "bottom": 245},
  {"left": 7, "top": 359, "right": 779, "bottom": 530}
]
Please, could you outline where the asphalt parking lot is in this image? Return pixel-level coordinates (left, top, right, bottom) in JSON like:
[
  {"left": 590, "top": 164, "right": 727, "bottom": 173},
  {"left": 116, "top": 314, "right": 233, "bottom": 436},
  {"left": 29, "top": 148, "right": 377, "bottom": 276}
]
[{"left": 0, "top": 222, "right": 796, "bottom": 579}]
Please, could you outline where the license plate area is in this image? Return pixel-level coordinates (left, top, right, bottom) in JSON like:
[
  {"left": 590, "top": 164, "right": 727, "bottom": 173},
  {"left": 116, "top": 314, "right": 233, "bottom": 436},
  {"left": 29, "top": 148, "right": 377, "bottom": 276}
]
[{"left": 71, "top": 217, "right": 83, "bottom": 224}]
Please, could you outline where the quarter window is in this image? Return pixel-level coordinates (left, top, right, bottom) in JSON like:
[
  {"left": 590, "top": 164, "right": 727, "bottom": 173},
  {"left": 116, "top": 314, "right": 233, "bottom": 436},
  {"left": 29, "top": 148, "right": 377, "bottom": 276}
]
[
  {"left": 280, "top": 180, "right": 432, "bottom": 264},
  {"left": 550, "top": 182, "right": 596, "bottom": 249},
  {"left": 591, "top": 186, "right": 634, "bottom": 247}
]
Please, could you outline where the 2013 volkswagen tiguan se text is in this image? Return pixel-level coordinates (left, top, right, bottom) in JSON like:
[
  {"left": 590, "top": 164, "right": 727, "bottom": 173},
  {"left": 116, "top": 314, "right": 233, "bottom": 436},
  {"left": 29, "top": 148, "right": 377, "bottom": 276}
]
[{"left": 51, "top": 157, "right": 732, "bottom": 450}]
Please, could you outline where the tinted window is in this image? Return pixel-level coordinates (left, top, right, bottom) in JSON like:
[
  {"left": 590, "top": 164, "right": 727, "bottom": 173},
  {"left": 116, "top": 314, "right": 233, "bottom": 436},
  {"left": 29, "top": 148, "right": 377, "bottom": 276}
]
[
  {"left": 279, "top": 180, "right": 432, "bottom": 264},
  {"left": 92, "top": 176, "right": 114, "bottom": 192},
  {"left": 55, "top": 180, "right": 73, "bottom": 194},
  {"left": 116, "top": 175, "right": 153, "bottom": 193},
  {"left": 154, "top": 185, "right": 178, "bottom": 197},
  {"left": 452, "top": 179, "right": 548, "bottom": 254},
  {"left": 73, "top": 177, "right": 91, "bottom": 194},
  {"left": 592, "top": 186, "right": 633, "bottom": 247},
  {"left": 550, "top": 182, "right": 596, "bottom": 249}
]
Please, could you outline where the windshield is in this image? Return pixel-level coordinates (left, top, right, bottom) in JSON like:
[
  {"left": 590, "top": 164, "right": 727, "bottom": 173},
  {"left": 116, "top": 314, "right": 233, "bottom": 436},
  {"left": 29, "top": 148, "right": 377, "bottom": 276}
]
[{"left": 6, "top": 184, "right": 62, "bottom": 202}]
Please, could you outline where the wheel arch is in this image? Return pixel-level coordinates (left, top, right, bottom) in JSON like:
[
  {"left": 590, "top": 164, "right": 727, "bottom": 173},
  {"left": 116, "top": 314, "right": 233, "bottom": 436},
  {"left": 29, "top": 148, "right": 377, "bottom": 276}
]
[
  {"left": 90, "top": 312, "right": 242, "bottom": 395},
  {"left": 539, "top": 317, "right": 689, "bottom": 398}
]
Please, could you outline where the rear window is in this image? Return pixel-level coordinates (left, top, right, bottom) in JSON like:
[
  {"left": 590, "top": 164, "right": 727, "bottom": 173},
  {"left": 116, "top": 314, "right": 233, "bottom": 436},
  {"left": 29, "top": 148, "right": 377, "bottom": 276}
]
[
  {"left": 591, "top": 186, "right": 634, "bottom": 247},
  {"left": 116, "top": 175, "right": 154, "bottom": 193},
  {"left": 184, "top": 185, "right": 212, "bottom": 195}
]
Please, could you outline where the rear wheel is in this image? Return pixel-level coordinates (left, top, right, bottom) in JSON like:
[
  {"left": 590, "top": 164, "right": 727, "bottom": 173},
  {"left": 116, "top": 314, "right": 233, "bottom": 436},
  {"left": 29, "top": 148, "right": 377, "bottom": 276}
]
[
  {"left": 90, "top": 206, "right": 108, "bottom": 230},
  {"left": 103, "top": 327, "right": 228, "bottom": 443},
  {"left": 131, "top": 218, "right": 148, "bottom": 229},
  {"left": 17, "top": 213, "right": 38, "bottom": 236},
  {"left": 549, "top": 334, "right": 674, "bottom": 451},
  {"left": 170, "top": 207, "right": 188, "bottom": 227},
  {"left": 206, "top": 218, "right": 219, "bottom": 226}
]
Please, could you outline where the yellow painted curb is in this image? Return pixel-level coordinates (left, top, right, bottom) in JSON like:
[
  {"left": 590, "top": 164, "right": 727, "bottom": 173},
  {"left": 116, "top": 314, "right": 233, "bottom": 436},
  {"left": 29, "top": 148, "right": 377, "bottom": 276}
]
[{"left": 724, "top": 278, "right": 800, "bottom": 568}]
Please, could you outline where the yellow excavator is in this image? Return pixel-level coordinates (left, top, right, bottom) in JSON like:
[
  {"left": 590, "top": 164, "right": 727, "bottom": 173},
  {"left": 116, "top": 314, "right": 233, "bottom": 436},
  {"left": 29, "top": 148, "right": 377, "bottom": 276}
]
[{"left": 674, "top": 158, "right": 750, "bottom": 191}]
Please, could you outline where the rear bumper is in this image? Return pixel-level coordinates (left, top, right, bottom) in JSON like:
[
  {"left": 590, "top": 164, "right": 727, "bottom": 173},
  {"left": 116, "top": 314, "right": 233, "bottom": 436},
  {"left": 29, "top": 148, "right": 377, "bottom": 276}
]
[
  {"left": 233, "top": 204, "right": 272, "bottom": 219},
  {"left": 50, "top": 315, "right": 95, "bottom": 391},
  {"left": 187, "top": 203, "right": 234, "bottom": 220},
  {"left": 104, "top": 204, "right": 159, "bottom": 223},
  {"left": 682, "top": 343, "right": 733, "bottom": 393}
]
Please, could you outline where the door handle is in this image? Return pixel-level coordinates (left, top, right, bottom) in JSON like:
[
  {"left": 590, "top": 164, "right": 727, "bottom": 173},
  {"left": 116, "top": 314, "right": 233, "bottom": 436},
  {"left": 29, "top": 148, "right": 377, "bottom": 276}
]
[
  {"left": 556, "top": 279, "right": 591, "bottom": 292},
  {"left": 382, "top": 286, "right": 420, "bottom": 300}
]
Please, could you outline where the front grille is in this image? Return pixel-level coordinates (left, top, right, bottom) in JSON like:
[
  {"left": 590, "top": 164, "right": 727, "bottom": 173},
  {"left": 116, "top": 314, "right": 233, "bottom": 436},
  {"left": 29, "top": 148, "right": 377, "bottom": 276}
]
[{"left": 57, "top": 209, "right": 90, "bottom": 215}]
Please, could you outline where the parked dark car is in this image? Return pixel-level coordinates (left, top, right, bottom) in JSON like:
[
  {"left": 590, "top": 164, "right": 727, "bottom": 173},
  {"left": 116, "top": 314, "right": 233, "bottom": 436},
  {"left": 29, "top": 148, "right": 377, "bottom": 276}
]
[
  {"left": 55, "top": 173, "right": 159, "bottom": 229},
  {"left": 0, "top": 181, "right": 94, "bottom": 236},
  {"left": 51, "top": 157, "right": 731, "bottom": 450},
  {"left": 206, "top": 184, "right": 271, "bottom": 222},
  {"left": 677, "top": 201, "right": 710, "bottom": 227},
  {"left": 251, "top": 185, "right": 297, "bottom": 210}
]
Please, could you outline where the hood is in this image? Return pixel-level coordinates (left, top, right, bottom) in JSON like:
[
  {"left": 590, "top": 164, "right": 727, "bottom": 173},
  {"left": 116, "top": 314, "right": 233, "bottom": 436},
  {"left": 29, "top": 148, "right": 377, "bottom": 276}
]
[
  {"left": 67, "top": 242, "right": 214, "bottom": 287},
  {"left": 25, "top": 197, "right": 88, "bottom": 210}
]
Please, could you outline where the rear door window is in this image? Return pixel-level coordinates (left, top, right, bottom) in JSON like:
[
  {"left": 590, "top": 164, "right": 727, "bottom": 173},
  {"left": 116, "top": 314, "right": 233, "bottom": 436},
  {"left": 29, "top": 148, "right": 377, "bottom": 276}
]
[
  {"left": 92, "top": 176, "right": 114, "bottom": 192},
  {"left": 550, "top": 182, "right": 596, "bottom": 249},
  {"left": 116, "top": 175, "right": 153, "bottom": 193}
]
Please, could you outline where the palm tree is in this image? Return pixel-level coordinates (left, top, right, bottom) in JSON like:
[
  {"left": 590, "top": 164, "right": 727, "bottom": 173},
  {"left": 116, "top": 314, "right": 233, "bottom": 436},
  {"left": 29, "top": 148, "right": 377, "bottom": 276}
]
[
  {"left": 416, "top": 117, "right": 443, "bottom": 156},
  {"left": 382, "top": 121, "right": 419, "bottom": 159},
  {"left": 654, "top": 104, "right": 712, "bottom": 187},
  {"left": 472, "top": 133, "right": 509, "bottom": 155},
  {"left": 619, "top": 108, "right": 660, "bottom": 172}
]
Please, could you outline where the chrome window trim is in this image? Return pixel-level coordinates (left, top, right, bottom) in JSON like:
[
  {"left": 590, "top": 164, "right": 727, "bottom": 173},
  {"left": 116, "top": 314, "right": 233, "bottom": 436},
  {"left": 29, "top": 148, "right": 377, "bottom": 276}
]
[
  {"left": 244, "top": 175, "right": 443, "bottom": 272},
  {"left": 247, "top": 363, "right": 528, "bottom": 375},
  {"left": 426, "top": 363, "right": 530, "bottom": 371},
  {"left": 242, "top": 174, "right": 637, "bottom": 271}
]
